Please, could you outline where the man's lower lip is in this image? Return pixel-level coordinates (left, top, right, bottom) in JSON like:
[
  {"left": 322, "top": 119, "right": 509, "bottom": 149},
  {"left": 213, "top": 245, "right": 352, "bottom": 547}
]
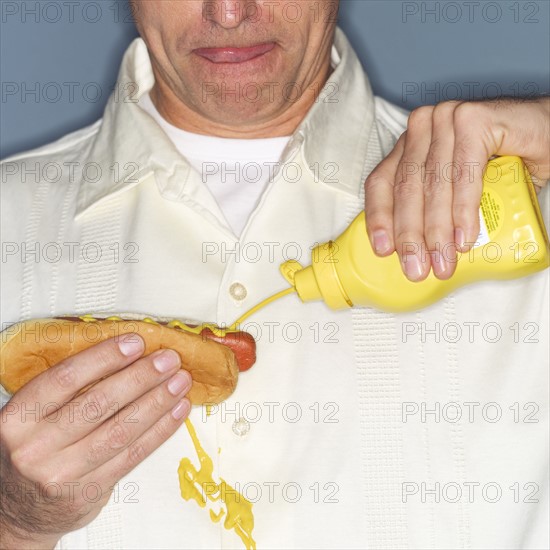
[{"left": 193, "top": 43, "right": 275, "bottom": 63}]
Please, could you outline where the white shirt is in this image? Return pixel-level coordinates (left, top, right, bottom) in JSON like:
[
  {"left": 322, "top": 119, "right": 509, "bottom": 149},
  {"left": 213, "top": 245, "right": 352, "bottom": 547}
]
[
  {"left": 1, "top": 28, "right": 548, "bottom": 550},
  {"left": 139, "top": 92, "right": 291, "bottom": 236}
]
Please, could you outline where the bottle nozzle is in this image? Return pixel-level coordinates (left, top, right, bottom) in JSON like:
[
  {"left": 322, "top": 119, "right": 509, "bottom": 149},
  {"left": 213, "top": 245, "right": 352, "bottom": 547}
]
[
  {"left": 280, "top": 260, "right": 322, "bottom": 302},
  {"left": 280, "top": 246, "right": 352, "bottom": 310},
  {"left": 279, "top": 259, "right": 302, "bottom": 286}
]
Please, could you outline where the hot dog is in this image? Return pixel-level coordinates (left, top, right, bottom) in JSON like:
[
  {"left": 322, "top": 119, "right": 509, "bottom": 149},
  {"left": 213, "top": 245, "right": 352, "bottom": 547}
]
[{"left": 0, "top": 315, "right": 256, "bottom": 405}]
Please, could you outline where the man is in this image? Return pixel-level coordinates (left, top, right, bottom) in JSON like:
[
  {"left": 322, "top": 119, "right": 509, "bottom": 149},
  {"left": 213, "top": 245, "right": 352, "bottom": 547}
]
[{"left": 1, "top": 1, "right": 548, "bottom": 548}]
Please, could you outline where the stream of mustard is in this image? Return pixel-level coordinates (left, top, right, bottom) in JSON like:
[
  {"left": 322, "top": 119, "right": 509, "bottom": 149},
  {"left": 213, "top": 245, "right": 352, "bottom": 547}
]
[{"left": 177, "top": 288, "right": 295, "bottom": 549}]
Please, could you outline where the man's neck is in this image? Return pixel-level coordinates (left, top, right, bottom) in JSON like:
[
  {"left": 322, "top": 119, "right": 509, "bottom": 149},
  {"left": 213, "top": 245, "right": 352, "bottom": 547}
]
[{"left": 148, "top": 65, "right": 333, "bottom": 139}]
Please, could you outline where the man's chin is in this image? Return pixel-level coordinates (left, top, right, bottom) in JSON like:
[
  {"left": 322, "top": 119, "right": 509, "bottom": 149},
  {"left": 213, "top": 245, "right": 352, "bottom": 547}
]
[{"left": 198, "top": 100, "right": 286, "bottom": 133}]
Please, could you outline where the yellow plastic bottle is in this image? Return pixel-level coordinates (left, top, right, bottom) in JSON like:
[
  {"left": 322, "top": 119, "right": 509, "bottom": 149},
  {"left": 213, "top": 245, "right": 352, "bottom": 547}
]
[{"left": 280, "top": 156, "right": 549, "bottom": 313}]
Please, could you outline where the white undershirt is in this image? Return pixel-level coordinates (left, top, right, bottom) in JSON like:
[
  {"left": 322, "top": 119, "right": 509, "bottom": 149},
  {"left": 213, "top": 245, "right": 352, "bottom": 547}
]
[{"left": 139, "top": 93, "right": 291, "bottom": 236}]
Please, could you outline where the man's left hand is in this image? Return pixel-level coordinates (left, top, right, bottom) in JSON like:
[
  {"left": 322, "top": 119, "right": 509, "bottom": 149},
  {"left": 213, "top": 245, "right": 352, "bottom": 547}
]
[{"left": 364, "top": 97, "right": 550, "bottom": 281}]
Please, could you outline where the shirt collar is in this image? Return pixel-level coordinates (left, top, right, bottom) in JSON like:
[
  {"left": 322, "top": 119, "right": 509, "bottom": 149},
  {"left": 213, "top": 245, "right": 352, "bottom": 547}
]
[
  {"left": 75, "top": 28, "right": 376, "bottom": 220},
  {"left": 298, "top": 28, "right": 376, "bottom": 195}
]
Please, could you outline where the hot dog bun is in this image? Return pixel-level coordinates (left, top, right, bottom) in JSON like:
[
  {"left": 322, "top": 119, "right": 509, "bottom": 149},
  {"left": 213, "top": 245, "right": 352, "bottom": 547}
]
[{"left": 0, "top": 317, "right": 256, "bottom": 405}]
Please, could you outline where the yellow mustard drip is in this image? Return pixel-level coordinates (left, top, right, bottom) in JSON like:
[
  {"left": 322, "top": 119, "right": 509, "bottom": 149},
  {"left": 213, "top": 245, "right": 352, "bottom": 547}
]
[
  {"left": 165, "top": 319, "right": 227, "bottom": 336},
  {"left": 77, "top": 315, "right": 228, "bottom": 336},
  {"left": 210, "top": 508, "right": 226, "bottom": 522},
  {"left": 227, "top": 288, "right": 296, "bottom": 330},
  {"left": 78, "top": 289, "right": 295, "bottom": 336},
  {"left": 179, "top": 419, "right": 256, "bottom": 550},
  {"left": 78, "top": 314, "right": 98, "bottom": 322}
]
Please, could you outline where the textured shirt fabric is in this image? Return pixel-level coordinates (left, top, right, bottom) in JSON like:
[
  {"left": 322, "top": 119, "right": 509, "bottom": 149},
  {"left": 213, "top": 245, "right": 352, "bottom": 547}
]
[{"left": 1, "top": 28, "right": 549, "bottom": 550}]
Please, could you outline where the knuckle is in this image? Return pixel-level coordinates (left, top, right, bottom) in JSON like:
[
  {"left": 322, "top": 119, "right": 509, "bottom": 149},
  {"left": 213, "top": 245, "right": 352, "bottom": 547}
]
[
  {"left": 396, "top": 158, "right": 422, "bottom": 188},
  {"left": 394, "top": 177, "right": 421, "bottom": 199},
  {"left": 107, "top": 421, "right": 131, "bottom": 449},
  {"left": 38, "top": 469, "right": 65, "bottom": 488},
  {"left": 452, "top": 102, "right": 481, "bottom": 128},
  {"left": 127, "top": 440, "right": 147, "bottom": 466},
  {"left": 423, "top": 176, "right": 446, "bottom": 199},
  {"left": 148, "top": 392, "right": 166, "bottom": 415},
  {"left": 51, "top": 362, "right": 76, "bottom": 389},
  {"left": 87, "top": 438, "right": 110, "bottom": 466},
  {"left": 80, "top": 389, "right": 110, "bottom": 422},
  {"left": 407, "top": 105, "right": 434, "bottom": 128},
  {"left": 17, "top": 455, "right": 63, "bottom": 487},
  {"left": 10, "top": 437, "right": 48, "bottom": 476},
  {"left": 10, "top": 446, "right": 36, "bottom": 477},
  {"left": 432, "top": 100, "right": 460, "bottom": 125}
]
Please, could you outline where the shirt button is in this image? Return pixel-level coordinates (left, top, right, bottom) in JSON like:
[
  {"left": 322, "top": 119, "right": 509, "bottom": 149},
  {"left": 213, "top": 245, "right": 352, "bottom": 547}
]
[
  {"left": 229, "top": 282, "right": 247, "bottom": 301},
  {"left": 232, "top": 417, "right": 251, "bottom": 437}
]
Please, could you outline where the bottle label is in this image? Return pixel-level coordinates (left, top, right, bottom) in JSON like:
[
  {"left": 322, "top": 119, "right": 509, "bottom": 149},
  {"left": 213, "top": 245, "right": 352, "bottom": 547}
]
[
  {"left": 474, "top": 208, "right": 491, "bottom": 248},
  {"left": 474, "top": 190, "right": 504, "bottom": 248}
]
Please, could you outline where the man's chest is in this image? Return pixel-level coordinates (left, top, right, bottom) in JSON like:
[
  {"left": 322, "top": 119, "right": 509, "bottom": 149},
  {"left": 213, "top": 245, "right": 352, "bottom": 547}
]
[{"left": 4, "top": 168, "right": 549, "bottom": 550}]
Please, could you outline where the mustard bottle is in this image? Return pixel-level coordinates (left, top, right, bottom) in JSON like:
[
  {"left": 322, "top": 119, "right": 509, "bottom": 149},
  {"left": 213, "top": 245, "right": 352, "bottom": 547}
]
[{"left": 280, "top": 156, "right": 550, "bottom": 313}]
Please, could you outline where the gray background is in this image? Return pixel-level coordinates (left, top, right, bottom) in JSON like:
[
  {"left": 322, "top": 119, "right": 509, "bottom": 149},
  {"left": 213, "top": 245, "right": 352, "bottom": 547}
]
[{"left": 1, "top": 0, "right": 549, "bottom": 159}]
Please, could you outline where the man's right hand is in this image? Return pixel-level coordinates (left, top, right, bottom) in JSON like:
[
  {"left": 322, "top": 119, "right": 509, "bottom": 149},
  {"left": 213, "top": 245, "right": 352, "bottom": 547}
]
[{"left": 0, "top": 334, "right": 192, "bottom": 550}]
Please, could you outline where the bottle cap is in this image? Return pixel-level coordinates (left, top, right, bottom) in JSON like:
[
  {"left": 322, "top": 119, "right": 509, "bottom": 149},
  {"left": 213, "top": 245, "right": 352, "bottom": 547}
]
[{"left": 280, "top": 244, "right": 353, "bottom": 310}]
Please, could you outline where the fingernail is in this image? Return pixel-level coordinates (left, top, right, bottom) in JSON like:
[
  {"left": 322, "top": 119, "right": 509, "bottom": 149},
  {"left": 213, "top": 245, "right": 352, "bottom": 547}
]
[
  {"left": 454, "top": 227, "right": 465, "bottom": 249},
  {"left": 429, "top": 251, "right": 449, "bottom": 279},
  {"left": 118, "top": 334, "right": 144, "bottom": 357},
  {"left": 153, "top": 350, "right": 180, "bottom": 373},
  {"left": 168, "top": 371, "right": 191, "bottom": 396},
  {"left": 372, "top": 230, "right": 391, "bottom": 255},
  {"left": 171, "top": 398, "right": 191, "bottom": 420},
  {"left": 402, "top": 254, "right": 424, "bottom": 281}
]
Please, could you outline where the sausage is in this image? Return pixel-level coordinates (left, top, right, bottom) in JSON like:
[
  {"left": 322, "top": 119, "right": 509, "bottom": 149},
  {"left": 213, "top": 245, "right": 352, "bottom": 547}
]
[{"left": 52, "top": 316, "right": 256, "bottom": 372}]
